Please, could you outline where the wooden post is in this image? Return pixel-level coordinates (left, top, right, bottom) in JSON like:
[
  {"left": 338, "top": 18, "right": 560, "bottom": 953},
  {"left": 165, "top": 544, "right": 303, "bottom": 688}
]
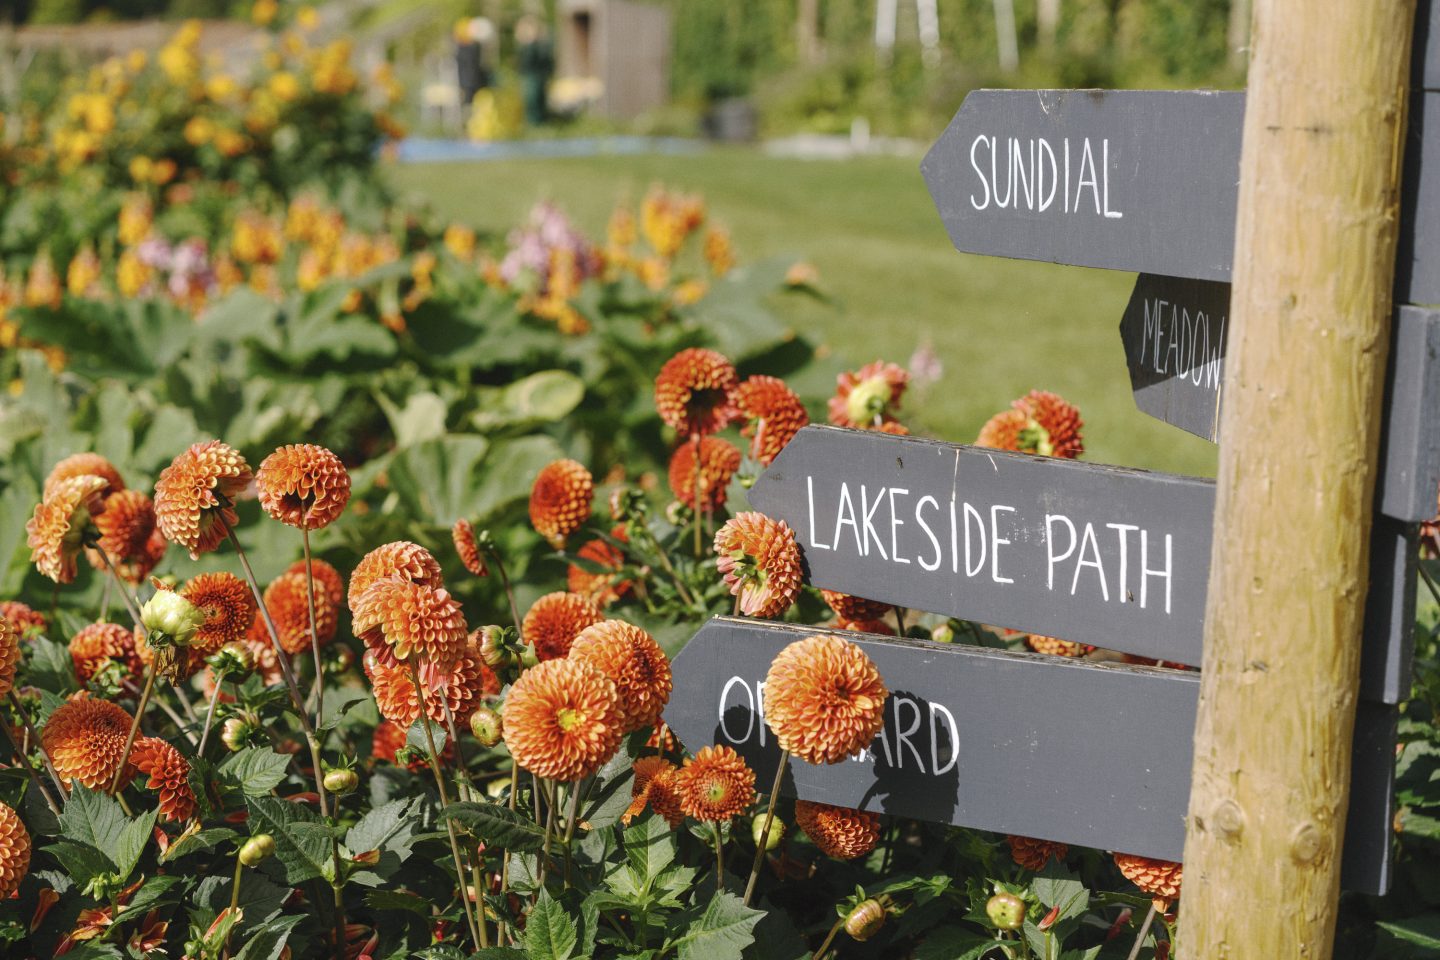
[{"left": 1181, "top": 1, "right": 1415, "bottom": 957}]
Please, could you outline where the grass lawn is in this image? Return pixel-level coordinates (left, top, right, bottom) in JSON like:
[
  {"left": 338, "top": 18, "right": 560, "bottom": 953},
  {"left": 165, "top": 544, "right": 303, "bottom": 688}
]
[{"left": 387, "top": 148, "right": 1220, "bottom": 478}]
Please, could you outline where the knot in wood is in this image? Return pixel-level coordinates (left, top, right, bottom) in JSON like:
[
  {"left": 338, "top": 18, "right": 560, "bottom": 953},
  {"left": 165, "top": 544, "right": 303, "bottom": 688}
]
[
  {"left": 1289, "top": 822, "right": 1324, "bottom": 865},
  {"left": 1213, "top": 799, "right": 1246, "bottom": 843}
]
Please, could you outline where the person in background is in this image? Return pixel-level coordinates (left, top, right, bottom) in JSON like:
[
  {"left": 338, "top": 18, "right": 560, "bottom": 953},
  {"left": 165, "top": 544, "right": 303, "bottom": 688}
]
[
  {"left": 515, "top": 13, "right": 554, "bottom": 127},
  {"left": 454, "top": 17, "right": 494, "bottom": 117}
]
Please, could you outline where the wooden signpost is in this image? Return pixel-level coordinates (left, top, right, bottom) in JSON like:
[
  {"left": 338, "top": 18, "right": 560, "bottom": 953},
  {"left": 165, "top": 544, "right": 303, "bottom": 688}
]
[
  {"left": 666, "top": 617, "right": 1398, "bottom": 895},
  {"left": 1117, "top": 275, "right": 1230, "bottom": 442}
]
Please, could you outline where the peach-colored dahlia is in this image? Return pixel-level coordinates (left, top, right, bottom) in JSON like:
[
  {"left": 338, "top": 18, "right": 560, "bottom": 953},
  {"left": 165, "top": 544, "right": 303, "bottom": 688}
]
[
  {"left": 348, "top": 541, "right": 443, "bottom": 614},
  {"left": 179, "top": 572, "right": 257, "bottom": 656},
  {"left": 263, "top": 570, "right": 339, "bottom": 656},
  {"left": 0, "top": 803, "right": 30, "bottom": 900},
  {"left": 714, "top": 512, "right": 803, "bottom": 620},
  {"left": 27, "top": 475, "right": 107, "bottom": 583},
  {"left": 568, "top": 620, "right": 672, "bottom": 733},
  {"left": 284, "top": 557, "right": 344, "bottom": 607},
  {"left": 1115, "top": 853, "right": 1182, "bottom": 903},
  {"left": 452, "top": 519, "right": 487, "bottom": 577},
  {"left": 130, "top": 736, "right": 197, "bottom": 822},
  {"left": 764, "top": 634, "right": 887, "bottom": 765},
  {"left": 820, "top": 590, "right": 891, "bottom": 625},
  {"left": 529, "top": 459, "right": 594, "bottom": 549},
  {"left": 795, "top": 800, "right": 881, "bottom": 860},
  {"left": 0, "top": 616, "right": 18, "bottom": 698},
  {"left": 351, "top": 577, "right": 467, "bottom": 668},
  {"left": 43, "top": 453, "right": 124, "bottom": 499},
  {"left": 522, "top": 591, "right": 605, "bottom": 662},
  {"left": 654, "top": 348, "right": 737, "bottom": 437},
  {"left": 668, "top": 437, "right": 741, "bottom": 512},
  {"left": 114, "top": 527, "right": 169, "bottom": 586},
  {"left": 154, "top": 440, "right": 253, "bottom": 558},
  {"left": 1008, "top": 834, "right": 1069, "bottom": 871},
  {"left": 256, "top": 444, "right": 351, "bottom": 530},
  {"left": 623, "top": 756, "right": 683, "bottom": 827},
  {"left": 827, "top": 361, "right": 908, "bottom": 430},
  {"left": 70, "top": 622, "right": 144, "bottom": 684},
  {"left": 502, "top": 658, "right": 624, "bottom": 782},
  {"left": 86, "top": 489, "right": 156, "bottom": 571},
  {"left": 1025, "top": 635, "right": 1095, "bottom": 658},
  {"left": 674, "top": 744, "right": 756, "bottom": 822},
  {"left": 42, "top": 697, "right": 136, "bottom": 789},
  {"left": 734, "top": 375, "right": 808, "bottom": 466},
  {"left": 977, "top": 391, "right": 1084, "bottom": 459}
]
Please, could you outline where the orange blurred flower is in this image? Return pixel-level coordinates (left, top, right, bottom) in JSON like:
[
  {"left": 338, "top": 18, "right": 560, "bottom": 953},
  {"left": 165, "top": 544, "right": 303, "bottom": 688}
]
[
  {"left": 452, "top": 519, "right": 488, "bottom": 577},
  {"left": 261, "top": 569, "right": 338, "bottom": 656},
  {"left": 674, "top": 745, "right": 755, "bottom": 822},
  {"left": 154, "top": 440, "right": 253, "bottom": 559},
  {"left": 0, "top": 616, "right": 18, "bottom": 698},
  {"left": 502, "top": 658, "right": 624, "bottom": 781},
  {"left": 828, "top": 360, "right": 908, "bottom": 431},
  {"left": 529, "top": 459, "right": 593, "bottom": 549},
  {"left": 654, "top": 348, "right": 737, "bottom": 438},
  {"left": 795, "top": 800, "right": 880, "bottom": 860},
  {"left": 734, "top": 375, "right": 809, "bottom": 466},
  {"left": 1025, "top": 635, "right": 1094, "bottom": 658},
  {"left": 179, "top": 572, "right": 257, "bottom": 656},
  {"left": 284, "top": 557, "right": 344, "bottom": 607},
  {"left": 521, "top": 591, "right": 604, "bottom": 662},
  {"left": 820, "top": 590, "right": 891, "bottom": 625},
  {"left": 42, "top": 697, "right": 136, "bottom": 790},
  {"left": 0, "top": 601, "right": 48, "bottom": 641},
  {"left": 668, "top": 437, "right": 741, "bottom": 512},
  {"left": 130, "top": 737, "right": 197, "bottom": 822},
  {"left": 568, "top": 620, "right": 672, "bottom": 734},
  {"left": 27, "top": 475, "right": 107, "bottom": 583},
  {"left": 764, "top": 634, "right": 887, "bottom": 765},
  {"left": 256, "top": 444, "right": 351, "bottom": 530},
  {"left": 565, "top": 536, "right": 630, "bottom": 607},
  {"left": 0, "top": 803, "right": 30, "bottom": 900},
  {"left": 70, "top": 622, "right": 144, "bottom": 685},
  {"left": 713, "top": 512, "right": 803, "bottom": 620},
  {"left": 976, "top": 391, "right": 1084, "bottom": 459},
  {"left": 623, "top": 756, "right": 683, "bottom": 826},
  {"left": 1008, "top": 834, "right": 1069, "bottom": 871}
]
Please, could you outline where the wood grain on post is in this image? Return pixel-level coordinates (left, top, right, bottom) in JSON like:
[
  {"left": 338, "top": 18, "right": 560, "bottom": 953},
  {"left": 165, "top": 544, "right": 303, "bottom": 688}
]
[{"left": 1181, "top": 1, "right": 1415, "bottom": 957}]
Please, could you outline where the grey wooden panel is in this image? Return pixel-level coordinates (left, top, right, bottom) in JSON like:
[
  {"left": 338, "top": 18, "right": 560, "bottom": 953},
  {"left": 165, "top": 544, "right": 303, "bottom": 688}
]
[
  {"left": 921, "top": 90, "right": 1243, "bottom": 281},
  {"left": 1378, "top": 307, "right": 1440, "bottom": 521},
  {"left": 1342, "top": 701, "right": 1399, "bottom": 896},
  {"left": 1416, "top": 0, "right": 1440, "bottom": 91},
  {"left": 1119, "top": 275, "right": 1229, "bottom": 442},
  {"left": 1361, "top": 519, "right": 1418, "bottom": 705},
  {"left": 1388, "top": 92, "right": 1440, "bottom": 306},
  {"left": 668, "top": 617, "right": 1394, "bottom": 895}
]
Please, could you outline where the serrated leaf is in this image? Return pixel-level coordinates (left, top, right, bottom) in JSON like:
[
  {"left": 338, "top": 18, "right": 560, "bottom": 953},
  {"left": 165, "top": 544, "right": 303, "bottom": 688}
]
[
  {"left": 245, "top": 796, "right": 333, "bottom": 885},
  {"left": 57, "top": 787, "right": 126, "bottom": 861},
  {"left": 1033, "top": 864, "right": 1089, "bottom": 921},
  {"left": 112, "top": 809, "right": 157, "bottom": 882},
  {"left": 1379, "top": 916, "right": 1440, "bottom": 948},
  {"left": 442, "top": 802, "right": 547, "bottom": 852},
  {"left": 162, "top": 827, "right": 239, "bottom": 863},
  {"left": 346, "top": 797, "right": 420, "bottom": 862},
  {"left": 912, "top": 927, "right": 1002, "bottom": 960},
  {"left": 623, "top": 813, "right": 676, "bottom": 884},
  {"left": 526, "top": 890, "right": 579, "bottom": 960},
  {"left": 43, "top": 840, "right": 117, "bottom": 889},
  {"left": 218, "top": 748, "right": 293, "bottom": 796},
  {"left": 234, "top": 914, "right": 305, "bottom": 960},
  {"left": 113, "top": 874, "right": 185, "bottom": 923},
  {"left": 668, "top": 891, "right": 763, "bottom": 960},
  {"left": 471, "top": 950, "right": 527, "bottom": 959},
  {"left": 22, "top": 635, "right": 77, "bottom": 695},
  {"left": 407, "top": 718, "right": 449, "bottom": 759},
  {"left": 365, "top": 888, "right": 432, "bottom": 916}
]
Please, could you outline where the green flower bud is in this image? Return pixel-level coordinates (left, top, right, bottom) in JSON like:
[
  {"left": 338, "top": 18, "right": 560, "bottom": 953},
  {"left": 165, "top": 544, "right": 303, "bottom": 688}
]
[
  {"left": 470, "top": 705, "right": 503, "bottom": 746},
  {"left": 221, "top": 717, "right": 253, "bottom": 752},
  {"left": 141, "top": 590, "right": 205, "bottom": 647},
  {"left": 517, "top": 642, "right": 539, "bottom": 669},
  {"left": 486, "top": 776, "right": 512, "bottom": 800},
  {"left": 478, "top": 625, "right": 513, "bottom": 669},
  {"left": 752, "top": 813, "right": 785, "bottom": 851},
  {"left": 324, "top": 768, "right": 358, "bottom": 796},
  {"left": 986, "top": 892, "right": 1026, "bottom": 931},
  {"left": 664, "top": 500, "right": 690, "bottom": 527},
  {"left": 239, "top": 834, "right": 276, "bottom": 867},
  {"left": 844, "top": 376, "right": 892, "bottom": 426},
  {"left": 207, "top": 642, "right": 254, "bottom": 680},
  {"left": 845, "top": 899, "right": 886, "bottom": 941},
  {"left": 931, "top": 622, "right": 955, "bottom": 644}
]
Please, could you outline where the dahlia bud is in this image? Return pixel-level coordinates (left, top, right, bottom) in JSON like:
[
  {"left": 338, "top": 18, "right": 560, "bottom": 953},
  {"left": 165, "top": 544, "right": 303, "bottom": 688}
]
[
  {"left": 478, "top": 626, "right": 513, "bottom": 669},
  {"left": 517, "top": 642, "right": 539, "bottom": 669},
  {"left": 207, "top": 642, "right": 253, "bottom": 680},
  {"left": 845, "top": 899, "right": 886, "bottom": 941},
  {"left": 470, "top": 705, "right": 503, "bottom": 746},
  {"left": 239, "top": 834, "right": 275, "bottom": 866},
  {"left": 986, "top": 892, "right": 1026, "bottom": 930},
  {"left": 324, "top": 768, "right": 359, "bottom": 795},
  {"left": 930, "top": 622, "right": 955, "bottom": 644},
  {"left": 222, "top": 717, "right": 254, "bottom": 752},
  {"left": 845, "top": 376, "right": 892, "bottom": 426},
  {"left": 752, "top": 813, "right": 784, "bottom": 851},
  {"left": 664, "top": 500, "right": 691, "bottom": 527},
  {"left": 141, "top": 590, "right": 205, "bottom": 647}
]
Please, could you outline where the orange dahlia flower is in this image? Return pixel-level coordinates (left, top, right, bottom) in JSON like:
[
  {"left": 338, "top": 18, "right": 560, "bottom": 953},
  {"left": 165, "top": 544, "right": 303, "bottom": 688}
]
[
  {"left": 976, "top": 391, "right": 1084, "bottom": 459},
  {"left": 0, "top": 601, "right": 47, "bottom": 640},
  {"left": 820, "top": 590, "right": 891, "bottom": 625},
  {"left": 0, "top": 617, "right": 19, "bottom": 698},
  {"left": 348, "top": 541, "right": 443, "bottom": 613},
  {"left": 115, "top": 527, "right": 168, "bottom": 585},
  {"left": 351, "top": 577, "right": 467, "bottom": 668},
  {"left": 713, "top": 512, "right": 803, "bottom": 620},
  {"left": 1115, "top": 853, "right": 1183, "bottom": 903},
  {"left": 365, "top": 642, "right": 497, "bottom": 728},
  {"left": 566, "top": 537, "right": 631, "bottom": 607},
  {"left": 180, "top": 572, "right": 257, "bottom": 655},
  {"left": 86, "top": 489, "right": 156, "bottom": 571},
  {"left": 256, "top": 444, "right": 351, "bottom": 530},
  {"left": 764, "top": 634, "right": 887, "bottom": 765},
  {"left": 522, "top": 592, "right": 604, "bottom": 661},
  {"left": 43, "top": 697, "right": 136, "bottom": 789},
  {"left": 370, "top": 718, "right": 449, "bottom": 771},
  {"left": 43, "top": 453, "right": 124, "bottom": 499},
  {"left": 654, "top": 348, "right": 738, "bottom": 437},
  {"left": 668, "top": 437, "right": 741, "bottom": 512},
  {"left": 70, "top": 622, "right": 144, "bottom": 684},
  {"left": 795, "top": 800, "right": 880, "bottom": 860},
  {"left": 674, "top": 744, "right": 756, "bottom": 822},
  {"left": 452, "top": 519, "right": 488, "bottom": 577},
  {"left": 568, "top": 620, "right": 672, "bottom": 733},
  {"left": 529, "top": 459, "right": 593, "bottom": 549},
  {"left": 0, "top": 803, "right": 30, "bottom": 900},
  {"left": 975, "top": 409, "right": 1027, "bottom": 452},
  {"left": 502, "top": 658, "right": 624, "bottom": 782},
  {"left": 284, "top": 557, "right": 345, "bottom": 607},
  {"left": 835, "top": 618, "right": 894, "bottom": 636},
  {"left": 827, "top": 360, "right": 908, "bottom": 430},
  {"left": 27, "top": 475, "right": 107, "bottom": 583},
  {"left": 130, "top": 737, "right": 197, "bottom": 822},
  {"left": 263, "top": 570, "right": 339, "bottom": 656},
  {"left": 1008, "top": 834, "right": 1069, "bottom": 871},
  {"left": 241, "top": 617, "right": 285, "bottom": 686},
  {"left": 1025, "top": 635, "right": 1094, "bottom": 658},
  {"left": 623, "top": 756, "right": 683, "bottom": 826},
  {"left": 154, "top": 440, "right": 253, "bottom": 558},
  {"left": 734, "top": 375, "right": 809, "bottom": 466}
]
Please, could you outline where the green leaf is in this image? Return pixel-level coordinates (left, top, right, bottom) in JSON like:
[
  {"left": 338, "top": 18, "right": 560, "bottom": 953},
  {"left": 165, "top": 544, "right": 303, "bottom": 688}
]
[
  {"left": 346, "top": 797, "right": 421, "bottom": 861},
  {"left": 58, "top": 786, "right": 126, "bottom": 860},
  {"left": 1379, "top": 916, "right": 1440, "bottom": 949},
  {"left": 113, "top": 874, "right": 184, "bottom": 923},
  {"left": 162, "top": 826, "right": 239, "bottom": 863},
  {"left": 667, "top": 891, "right": 764, "bottom": 960},
  {"left": 441, "top": 802, "right": 547, "bottom": 852},
  {"left": 43, "top": 840, "right": 117, "bottom": 889},
  {"left": 472, "top": 370, "right": 585, "bottom": 432},
  {"left": 912, "top": 927, "right": 1004, "bottom": 960},
  {"left": 526, "top": 890, "right": 579, "bottom": 960},
  {"left": 23, "top": 635, "right": 77, "bottom": 695},
  {"left": 111, "top": 809, "right": 157, "bottom": 882},
  {"left": 376, "top": 390, "right": 449, "bottom": 448},
  {"left": 218, "top": 748, "right": 293, "bottom": 797},
  {"left": 472, "top": 950, "right": 528, "bottom": 960},
  {"left": 1397, "top": 808, "right": 1440, "bottom": 839},
  {"left": 234, "top": 915, "right": 305, "bottom": 960},
  {"left": 245, "top": 796, "right": 333, "bottom": 885},
  {"left": 1033, "top": 864, "right": 1089, "bottom": 922},
  {"left": 365, "top": 888, "right": 432, "bottom": 916},
  {"left": 624, "top": 812, "right": 677, "bottom": 884}
]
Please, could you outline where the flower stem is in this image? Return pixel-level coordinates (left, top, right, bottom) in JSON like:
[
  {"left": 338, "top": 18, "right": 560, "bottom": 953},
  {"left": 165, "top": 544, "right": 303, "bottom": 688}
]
[
  {"left": 301, "top": 528, "right": 325, "bottom": 733},
  {"left": 110, "top": 664, "right": 155, "bottom": 795},
  {"left": 743, "top": 747, "right": 789, "bottom": 906},
  {"left": 197, "top": 678, "right": 225, "bottom": 756},
  {"left": 692, "top": 433, "right": 703, "bottom": 558},
  {"left": 411, "top": 661, "right": 483, "bottom": 950},
  {"left": 440, "top": 700, "right": 491, "bottom": 949},
  {"left": 223, "top": 854, "right": 244, "bottom": 958},
  {"left": 488, "top": 549, "right": 525, "bottom": 644},
  {"left": 812, "top": 916, "right": 845, "bottom": 960},
  {"left": 92, "top": 544, "right": 144, "bottom": 631},
  {"left": 712, "top": 822, "right": 725, "bottom": 892},
  {"left": 8, "top": 692, "right": 65, "bottom": 801},
  {"left": 562, "top": 780, "right": 582, "bottom": 890},
  {"left": 1125, "top": 902, "right": 1158, "bottom": 960},
  {"left": 0, "top": 717, "right": 60, "bottom": 816},
  {"left": 893, "top": 605, "right": 906, "bottom": 636}
]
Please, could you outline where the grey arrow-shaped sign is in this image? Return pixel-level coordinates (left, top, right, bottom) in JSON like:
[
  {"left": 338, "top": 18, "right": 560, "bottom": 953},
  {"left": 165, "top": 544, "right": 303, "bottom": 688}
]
[
  {"left": 746, "top": 425, "right": 1415, "bottom": 703},
  {"left": 667, "top": 616, "right": 1397, "bottom": 895}
]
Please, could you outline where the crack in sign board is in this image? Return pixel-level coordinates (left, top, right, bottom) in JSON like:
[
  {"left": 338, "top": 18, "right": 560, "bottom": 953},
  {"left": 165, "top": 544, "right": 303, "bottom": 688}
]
[{"left": 667, "top": 617, "right": 1397, "bottom": 895}]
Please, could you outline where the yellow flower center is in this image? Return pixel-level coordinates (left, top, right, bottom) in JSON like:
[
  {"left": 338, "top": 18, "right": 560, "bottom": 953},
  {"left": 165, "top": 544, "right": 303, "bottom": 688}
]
[
  {"left": 556, "top": 708, "right": 582, "bottom": 732},
  {"left": 705, "top": 779, "right": 727, "bottom": 803}
]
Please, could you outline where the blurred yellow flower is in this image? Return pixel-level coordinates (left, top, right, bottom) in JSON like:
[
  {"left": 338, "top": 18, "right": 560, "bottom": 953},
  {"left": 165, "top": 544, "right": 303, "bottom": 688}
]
[
  {"left": 672, "top": 278, "right": 708, "bottom": 306},
  {"left": 118, "top": 194, "right": 153, "bottom": 246},
  {"left": 205, "top": 74, "right": 239, "bottom": 102},
  {"left": 297, "top": 5, "right": 320, "bottom": 30},
  {"left": 443, "top": 224, "right": 476, "bottom": 261},
  {"left": 127, "top": 156, "right": 153, "bottom": 184},
  {"left": 183, "top": 115, "right": 216, "bottom": 146},
  {"left": 214, "top": 128, "right": 250, "bottom": 157},
  {"left": 66, "top": 246, "right": 102, "bottom": 299},
  {"left": 158, "top": 43, "right": 199, "bottom": 83},
  {"left": 268, "top": 71, "right": 302, "bottom": 102},
  {"left": 252, "top": 0, "right": 279, "bottom": 27},
  {"left": 233, "top": 212, "right": 283, "bottom": 265},
  {"left": 126, "top": 50, "right": 148, "bottom": 73},
  {"left": 24, "top": 253, "right": 62, "bottom": 309},
  {"left": 704, "top": 226, "right": 735, "bottom": 277},
  {"left": 635, "top": 256, "right": 668, "bottom": 292},
  {"left": 117, "top": 250, "right": 152, "bottom": 298},
  {"left": 151, "top": 158, "right": 178, "bottom": 185}
]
